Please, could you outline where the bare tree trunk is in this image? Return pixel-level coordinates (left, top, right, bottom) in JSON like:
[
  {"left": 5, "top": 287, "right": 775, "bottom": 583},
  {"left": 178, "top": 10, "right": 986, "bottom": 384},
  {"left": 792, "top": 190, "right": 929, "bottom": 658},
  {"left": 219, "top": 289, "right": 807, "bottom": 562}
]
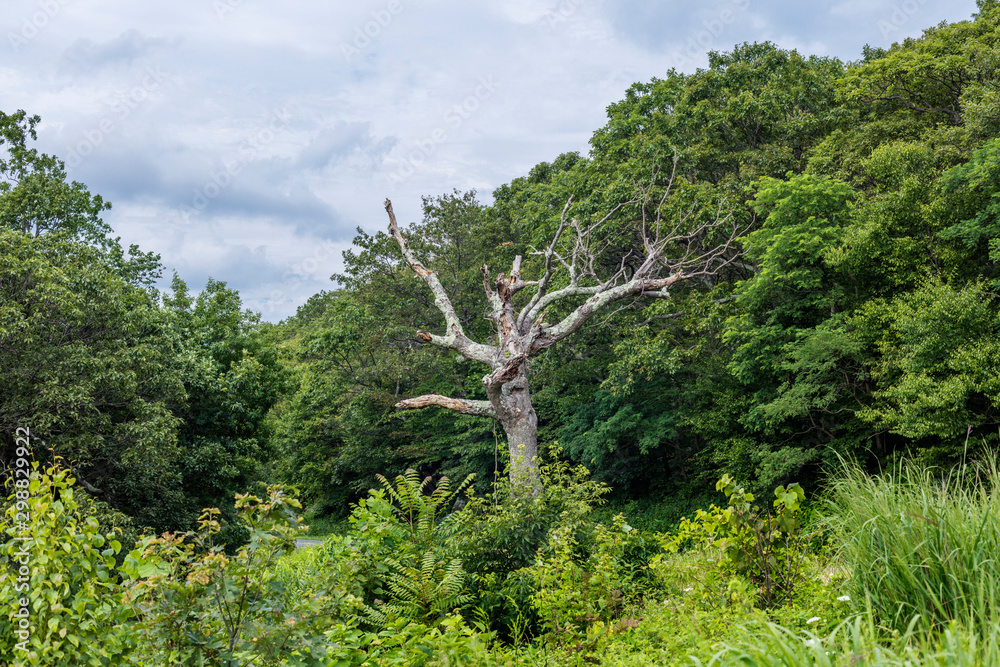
[
  {"left": 384, "top": 171, "right": 742, "bottom": 490},
  {"left": 485, "top": 365, "right": 540, "bottom": 487}
]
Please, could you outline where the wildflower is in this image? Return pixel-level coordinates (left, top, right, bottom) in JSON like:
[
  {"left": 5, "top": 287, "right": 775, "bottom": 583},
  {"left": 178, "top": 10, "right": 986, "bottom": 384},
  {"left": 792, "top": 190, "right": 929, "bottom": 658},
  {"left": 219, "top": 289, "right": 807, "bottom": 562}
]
[
  {"left": 837, "top": 595, "right": 851, "bottom": 602},
  {"left": 806, "top": 617, "right": 821, "bottom": 624}
]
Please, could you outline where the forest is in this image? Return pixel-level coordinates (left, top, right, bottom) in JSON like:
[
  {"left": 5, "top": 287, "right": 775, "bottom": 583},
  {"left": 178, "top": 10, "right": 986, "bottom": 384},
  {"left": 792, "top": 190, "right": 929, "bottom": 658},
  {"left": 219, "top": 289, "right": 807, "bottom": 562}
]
[{"left": 4, "top": 1, "right": 1000, "bottom": 664}]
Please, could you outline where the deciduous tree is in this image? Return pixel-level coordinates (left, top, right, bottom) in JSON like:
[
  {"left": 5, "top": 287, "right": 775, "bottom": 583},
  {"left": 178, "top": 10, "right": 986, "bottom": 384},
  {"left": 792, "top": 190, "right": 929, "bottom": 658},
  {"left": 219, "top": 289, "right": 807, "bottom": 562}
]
[{"left": 385, "top": 165, "right": 742, "bottom": 487}]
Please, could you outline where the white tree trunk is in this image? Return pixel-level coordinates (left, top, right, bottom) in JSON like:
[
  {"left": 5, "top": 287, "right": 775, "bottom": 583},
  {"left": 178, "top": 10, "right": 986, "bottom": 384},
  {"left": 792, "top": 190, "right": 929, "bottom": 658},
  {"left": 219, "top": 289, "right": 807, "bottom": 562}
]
[{"left": 384, "top": 174, "right": 741, "bottom": 489}]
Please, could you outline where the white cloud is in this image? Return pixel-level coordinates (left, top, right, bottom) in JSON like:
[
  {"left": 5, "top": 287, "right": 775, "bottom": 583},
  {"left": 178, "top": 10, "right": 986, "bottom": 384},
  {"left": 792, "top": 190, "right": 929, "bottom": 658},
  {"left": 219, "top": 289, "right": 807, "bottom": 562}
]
[{"left": 0, "top": 0, "right": 981, "bottom": 320}]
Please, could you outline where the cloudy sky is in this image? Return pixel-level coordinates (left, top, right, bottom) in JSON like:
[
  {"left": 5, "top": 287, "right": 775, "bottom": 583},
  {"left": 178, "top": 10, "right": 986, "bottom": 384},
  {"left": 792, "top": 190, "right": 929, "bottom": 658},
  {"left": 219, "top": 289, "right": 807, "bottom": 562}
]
[{"left": 1, "top": 0, "right": 981, "bottom": 321}]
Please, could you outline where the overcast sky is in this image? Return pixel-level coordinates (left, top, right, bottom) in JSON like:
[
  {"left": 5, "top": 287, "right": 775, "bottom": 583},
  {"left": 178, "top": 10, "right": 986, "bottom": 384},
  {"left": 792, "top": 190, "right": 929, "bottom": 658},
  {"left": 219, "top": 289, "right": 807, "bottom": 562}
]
[{"left": 1, "top": 0, "right": 981, "bottom": 321}]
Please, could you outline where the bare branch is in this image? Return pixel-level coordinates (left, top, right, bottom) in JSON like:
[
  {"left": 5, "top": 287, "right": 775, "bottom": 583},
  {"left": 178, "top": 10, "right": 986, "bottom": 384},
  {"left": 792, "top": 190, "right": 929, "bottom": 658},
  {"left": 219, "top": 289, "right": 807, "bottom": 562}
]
[
  {"left": 481, "top": 263, "right": 505, "bottom": 320},
  {"left": 386, "top": 199, "right": 498, "bottom": 366},
  {"left": 506, "top": 255, "right": 535, "bottom": 294},
  {"left": 527, "top": 271, "right": 689, "bottom": 355},
  {"left": 395, "top": 394, "right": 497, "bottom": 418},
  {"left": 518, "top": 196, "right": 573, "bottom": 332}
]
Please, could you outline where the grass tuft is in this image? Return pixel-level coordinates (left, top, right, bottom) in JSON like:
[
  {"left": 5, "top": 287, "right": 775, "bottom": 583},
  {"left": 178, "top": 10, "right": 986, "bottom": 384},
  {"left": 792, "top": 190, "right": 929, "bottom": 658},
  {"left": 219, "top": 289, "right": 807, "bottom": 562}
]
[{"left": 824, "top": 456, "right": 1000, "bottom": 635}]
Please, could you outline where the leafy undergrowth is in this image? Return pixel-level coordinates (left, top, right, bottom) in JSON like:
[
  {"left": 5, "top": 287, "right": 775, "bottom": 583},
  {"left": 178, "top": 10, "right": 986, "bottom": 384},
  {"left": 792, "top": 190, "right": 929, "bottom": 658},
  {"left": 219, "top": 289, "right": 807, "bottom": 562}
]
[{"left": 6, "top": 458, "right": 1000, "bottom": 665}]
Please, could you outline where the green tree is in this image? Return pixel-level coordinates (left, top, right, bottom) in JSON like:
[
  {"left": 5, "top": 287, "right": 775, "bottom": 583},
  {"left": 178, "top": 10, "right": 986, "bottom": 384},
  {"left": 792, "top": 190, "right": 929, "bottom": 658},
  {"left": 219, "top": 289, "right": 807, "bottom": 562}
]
[
  {"left": 854, "top": 279, "right": 1000, "bottom": 447},
  {"left": 590, "top": 42, "right": 844, "bottom": 190},
  {"left": 0, "top": 109, "right": 160, "bottom": 286},
  {"left": 164, "top": 275, "right": 288, "bottom": 543},
  {"left": 0, "top": 230, "right": 186, "bottom": 527}
]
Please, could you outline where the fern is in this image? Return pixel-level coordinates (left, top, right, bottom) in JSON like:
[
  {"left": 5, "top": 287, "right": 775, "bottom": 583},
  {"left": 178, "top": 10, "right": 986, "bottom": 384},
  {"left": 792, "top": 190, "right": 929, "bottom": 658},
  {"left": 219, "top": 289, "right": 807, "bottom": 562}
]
[{"left": 363, "top": 470, "right": 475, "bottom": 626}]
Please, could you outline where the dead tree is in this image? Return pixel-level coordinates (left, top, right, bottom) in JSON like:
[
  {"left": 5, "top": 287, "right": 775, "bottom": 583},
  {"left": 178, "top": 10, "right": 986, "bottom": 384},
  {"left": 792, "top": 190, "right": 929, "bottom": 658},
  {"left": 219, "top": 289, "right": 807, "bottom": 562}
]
[{"left": 385, "top": 169, "right": 741, "bottom": 489}]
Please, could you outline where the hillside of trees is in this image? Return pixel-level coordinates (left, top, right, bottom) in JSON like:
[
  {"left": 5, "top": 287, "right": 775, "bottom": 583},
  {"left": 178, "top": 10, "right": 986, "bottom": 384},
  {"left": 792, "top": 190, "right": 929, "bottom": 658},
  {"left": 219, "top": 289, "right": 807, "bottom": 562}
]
[
  {"left": 272, "top": 0, "right": 1000, "bottom": 525},
  {"left": 2, "top": 0, "right": 1000, "bottom": 534},
  {"left": 4, "top": 2, "right": 1000, "bottom": 664}
]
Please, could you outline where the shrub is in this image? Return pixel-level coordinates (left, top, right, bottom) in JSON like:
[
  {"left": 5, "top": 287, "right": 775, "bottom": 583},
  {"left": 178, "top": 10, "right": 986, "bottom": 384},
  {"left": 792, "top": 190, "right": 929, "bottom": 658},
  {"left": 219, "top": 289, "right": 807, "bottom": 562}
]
[
  {"left": 667, "top": 474, "right": 810, "bottom": 608},
  {"left": 125, "top": 484, "right": 339, "bottom": 665},
  {"left": 0, "top": 462, "right": 134, "bottom": 666},
  {"left": 530, "top": 515, "right": 631, "bottom": 651},
  {"left": 349, "top": 470, "right": 474, "bottom": 627},
  {"left": 455, "top": 459, "right": 611, "bottom": 640}
]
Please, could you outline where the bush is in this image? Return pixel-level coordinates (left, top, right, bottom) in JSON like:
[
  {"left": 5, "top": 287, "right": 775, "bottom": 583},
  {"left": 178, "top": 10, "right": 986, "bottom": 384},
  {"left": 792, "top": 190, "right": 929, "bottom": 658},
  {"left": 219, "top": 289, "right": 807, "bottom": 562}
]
[
  {"left": 0, "top": 462, "right": 134, "bottom": 665},
  {"left": 530, "top": 515, "right": 631, "bottom": 651},
  {"left": 667, "top": 474, "right": 810, "bottom": 608},
  {"left": 347, "top": 470, "right": 474, "bottom": 628},
  {"left": 455, "top": 459, "right": 612, "bottom": 640},
  {"left": 125, "top": 484, "right": 340, "bottom": 665}
]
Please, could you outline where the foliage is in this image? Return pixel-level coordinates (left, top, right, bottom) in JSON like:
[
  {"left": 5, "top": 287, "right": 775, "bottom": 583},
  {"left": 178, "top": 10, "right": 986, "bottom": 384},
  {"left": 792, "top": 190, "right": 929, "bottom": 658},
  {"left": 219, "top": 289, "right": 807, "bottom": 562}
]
[
  {"left": 0, "top": 231, "right": 187, "bottom": 528},
  {"left": 0, "top": 462, "right": 134, "bottom": 665},
  {"left": 701, "top": 616, "right": 1000, "bottom": 667},
  {"left": 667, "top": 475, "right": 810, "bottom": 608},
  {"left": 352, "top": 615, "right": 497, "bottom": 667},
  {"left": 272, "top": 192, "right": 508, "bottom": 514},
  {"left": 125, "top": 483, "right": 339, "bottom": 666},
  {"left": 0, "top": 109, "right": 160, "bottom": 285},
  {"left": 825, "top": 457, "right": 1000, "bottom": 635},
  {"left": 164, "top": 274, "right": 288, "bottom": 546},
  {"left": 530, "top": 515, "right": 631, "bottom": 651},
  {"left": 837, "top": 3, "right": 1000, "bottom": 136},
  {"left": 10, "top": 5, "right": 1000, "bottom": 664},
  {"left": 454, "top": 459, "right": 612, "bottom": 639},
  {"left": 353, "top": 470, "right": 474, "bottom": 627},
  {"left": 853, "top": 279, "right": 1000, "bottom": 444},
  {"left": 271, "top": 6, "right": 1000, "bottom": 514}
]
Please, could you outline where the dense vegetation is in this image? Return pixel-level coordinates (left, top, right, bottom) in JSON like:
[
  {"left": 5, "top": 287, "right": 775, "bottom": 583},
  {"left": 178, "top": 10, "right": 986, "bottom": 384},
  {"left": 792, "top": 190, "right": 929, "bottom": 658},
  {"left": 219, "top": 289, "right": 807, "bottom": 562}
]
[
  {"left": 274, "top": 0, "right": 1000, "bottom": 521},
  {"left": 4, "top": 1, "right": 1000, "bottom": 664}
]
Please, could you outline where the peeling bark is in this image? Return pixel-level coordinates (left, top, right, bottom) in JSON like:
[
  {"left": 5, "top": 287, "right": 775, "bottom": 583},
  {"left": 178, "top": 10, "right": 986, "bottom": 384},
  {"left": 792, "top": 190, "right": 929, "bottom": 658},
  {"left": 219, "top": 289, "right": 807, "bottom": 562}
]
[
  {"left": 394, "top": 394, "right": 496, "bottom": 418},
  {"left": 384, "top": 178, "right": 741, "bottom": 489}
]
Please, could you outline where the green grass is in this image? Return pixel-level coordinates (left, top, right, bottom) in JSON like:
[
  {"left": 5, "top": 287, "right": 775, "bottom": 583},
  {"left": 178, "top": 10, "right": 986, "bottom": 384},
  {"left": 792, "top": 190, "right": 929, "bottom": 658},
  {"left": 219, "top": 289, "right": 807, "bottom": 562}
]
[
  {"left": 700, "top": 616, "right": 1000, "bottom": 666},
  {"left": 824, "top": 457, "right": 1000, "bottom": 635}
]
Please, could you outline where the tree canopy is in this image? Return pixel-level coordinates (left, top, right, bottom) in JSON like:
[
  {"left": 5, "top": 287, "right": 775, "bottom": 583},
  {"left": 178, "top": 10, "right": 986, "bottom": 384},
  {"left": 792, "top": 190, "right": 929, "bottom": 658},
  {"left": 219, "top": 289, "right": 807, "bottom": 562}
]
[{"left": 5, "top": 1, "right": 1000, "bottom": 530}]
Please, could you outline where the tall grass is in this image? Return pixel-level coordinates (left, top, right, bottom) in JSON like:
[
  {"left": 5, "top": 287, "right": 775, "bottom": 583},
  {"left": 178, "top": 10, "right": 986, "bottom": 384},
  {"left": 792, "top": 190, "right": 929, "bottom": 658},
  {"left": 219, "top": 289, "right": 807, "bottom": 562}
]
[
  {"left": 702, "top": 617, "right": 1000, "bottom": 666},
  {"left": 824, "top": 457, "right": 1000, "bottom": 634}
]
